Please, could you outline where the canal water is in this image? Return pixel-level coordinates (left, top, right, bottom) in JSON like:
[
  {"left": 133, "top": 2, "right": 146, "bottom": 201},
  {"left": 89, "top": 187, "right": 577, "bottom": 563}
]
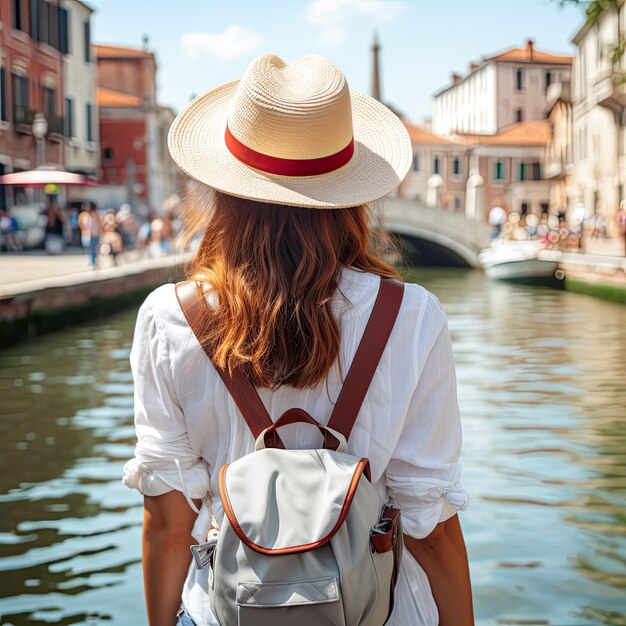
[{"left": 0, "top": 269, "right": 624, "bottom": 626}]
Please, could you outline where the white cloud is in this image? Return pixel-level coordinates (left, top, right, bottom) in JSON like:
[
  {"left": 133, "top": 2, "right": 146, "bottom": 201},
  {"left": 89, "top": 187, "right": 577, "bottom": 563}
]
[
  {"left": 181, "top": 24, "right": 262, "bottom": 61},
  {"left": 307, "top": 0, "right": 406, "bottom": 45}
]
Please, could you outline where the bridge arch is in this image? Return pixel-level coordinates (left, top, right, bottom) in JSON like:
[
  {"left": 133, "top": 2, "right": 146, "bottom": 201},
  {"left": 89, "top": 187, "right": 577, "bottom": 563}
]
[
  {"left": 387, "top": 224, "right": 479, "bottom": 268},
  {"left": 380, "top": 199, "right": 491, "bottom": 269}
]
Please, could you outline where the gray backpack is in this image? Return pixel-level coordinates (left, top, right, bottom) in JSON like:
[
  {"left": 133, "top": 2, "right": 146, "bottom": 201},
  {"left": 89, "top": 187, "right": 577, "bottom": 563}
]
[{"left": 177, "top": 277, "right": 405, "bottom": 626}]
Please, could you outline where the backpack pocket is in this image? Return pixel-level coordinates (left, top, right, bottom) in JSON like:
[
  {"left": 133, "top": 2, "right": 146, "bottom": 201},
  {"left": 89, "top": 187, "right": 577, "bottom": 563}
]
[{"left": 236, "top": 577, "right": 346, "bottom": 626}]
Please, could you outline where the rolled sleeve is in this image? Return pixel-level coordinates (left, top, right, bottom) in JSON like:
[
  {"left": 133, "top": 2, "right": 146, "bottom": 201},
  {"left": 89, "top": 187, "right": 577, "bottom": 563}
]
[
  {"left": 122, "top": 291, "right": 211, "bottom": 504},
  {"left": 385, "top": 295, "right": 469, "bottom": 539}
]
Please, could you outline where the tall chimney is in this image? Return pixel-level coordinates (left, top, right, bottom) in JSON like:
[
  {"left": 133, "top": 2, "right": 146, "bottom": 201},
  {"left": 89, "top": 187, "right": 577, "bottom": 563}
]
[
  {"left": 371, "top": 31, "right": 381, "bottom": 102},
  {"left": 526, "top": 38, "right": 534, "bottom": 61}
]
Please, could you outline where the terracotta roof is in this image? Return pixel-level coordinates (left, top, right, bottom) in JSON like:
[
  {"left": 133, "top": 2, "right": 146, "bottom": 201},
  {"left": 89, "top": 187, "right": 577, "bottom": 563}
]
[
  {"left": 404, "top": 121, "right": 459, "bottom": 146},
  {"left": 97, "top": 87, "right": 143, "bottom": 108},
  {"left": 487, "top": 43, "right": 572, "bottom": 65},
  {"left": 459, "top": 121, "right": 551, "bottom": 146},
  {"left": 95, "top": 44, "right": 152, "bottom": 59}
]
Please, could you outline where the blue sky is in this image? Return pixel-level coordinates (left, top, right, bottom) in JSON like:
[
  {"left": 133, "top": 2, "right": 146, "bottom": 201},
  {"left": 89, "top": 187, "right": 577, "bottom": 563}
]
[{"left": 89, "top": 0, "right": 584, "bottom": 124}]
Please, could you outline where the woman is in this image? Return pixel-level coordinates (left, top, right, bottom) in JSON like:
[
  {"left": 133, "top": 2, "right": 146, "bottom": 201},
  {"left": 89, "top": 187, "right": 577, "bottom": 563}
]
[
  {"left": 78, "top": 201, "right": 102, "bottom": 268},
  {"left": 124, "top": 54, "right": 473, "bottom": 626}
]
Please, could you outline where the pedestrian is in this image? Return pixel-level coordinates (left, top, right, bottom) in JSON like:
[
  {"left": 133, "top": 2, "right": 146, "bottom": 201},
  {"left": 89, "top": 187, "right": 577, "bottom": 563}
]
[
  {"left": 116, "top": 204, "right": 138, "bottom": 253},
  {"left": 488, "top": 205, "right": 507, "bottom": 239},
  {"left": 100, "top": 211, "right": 124, "bottom": 265},
  {"left": 78, "top": 201, "right": 102, "bottom": 268},
  {"left": 44, "top": 200, "right": 66, "bottom": 255},
  {"left": 0, "top": 208, "right": 22, "bottom": 252},
  {"left": 571, "top": 203, "right": 586, "bottom": 251},
  {"left": 123, "top": 54, "right": 473, "bottom": 626}
]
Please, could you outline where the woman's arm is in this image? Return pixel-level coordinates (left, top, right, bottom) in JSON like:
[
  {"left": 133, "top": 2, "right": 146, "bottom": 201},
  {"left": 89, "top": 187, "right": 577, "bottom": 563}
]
[
  {"left": 143, "top": 490, "right": 200, "bottom": 626},
  {"left": 404, "top": 514, "right": 474, "bottom": 626}
]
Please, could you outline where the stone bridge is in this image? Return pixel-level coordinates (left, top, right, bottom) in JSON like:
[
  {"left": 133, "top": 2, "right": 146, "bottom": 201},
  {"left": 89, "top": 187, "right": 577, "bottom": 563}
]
[{"left": 380, "top": 198, "right": 492, "bottom": 268}]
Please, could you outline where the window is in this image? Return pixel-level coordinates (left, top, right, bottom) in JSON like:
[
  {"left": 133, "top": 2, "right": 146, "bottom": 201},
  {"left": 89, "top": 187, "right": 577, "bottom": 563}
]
[
  {"left": 519, "top": 162, "right": 541, "bottom": 181},
  {"left": 12, "top": 0, "right": 23, "bottom": 30},
  {"left": 452, "top": 157, "right": 461, "bottom": 176},
  {"left": 0, "top": 68, "right": 6, "bottom": 122},
  {"left": 86, "top": 102, "right": 93, "bottom": 142},
  {"left": 532, "top": 162, "right": 541, "bottom": 180},
  {"left": 412, "top": 152, "right": 420, "bottom": 172},
  {"left": 12, "top": 73, "right": 28, "bottom": 108},
  {"left": 42, "top": 86, "right": 55, "bottom": 116},
  {"left": 516, "top": 68, "right": 524, "bottom": 90},
  {"left": 0, "top": 163, "right": 6, "bottom": 212},
  {"left": 64, "top": 97, "right": 74, "bottom": 137},
  {"left": 515, "top": 108, "right": 524, "bottom": 123},
  {"left": 433, "top": 156, "right": 441, "bottom": 175},
  {"left": 29, "top": 0, "right": 39, "bottom": 40},
  {"left": 494, "top": 160, "right": 505, "bottom": 181},
  {"left": 520, "top": 202, "right": 529, "bottom": 216},
  {"left": 103, "top": 147, "right": 113, "bottom": 161},
  {"left": 48, "top": 2, "right": 59, "bottom": 49},
  {"left": 39, "top": 0, "right": 49, "bottom": 45},
  {"left": 454, "top": 196, "right": 462, "bottom": 210},
  {"left": 84, "top": 20, "right": 91, "bottom": 62},
  {"left": 541, "top": 203, "right": 549, "bottom": 216},
  {"left": 545, "top": 71, "right": 552, "bottom": 91},
  {"left": 59, "top": 7, "right": 69, "bottom": 54}
]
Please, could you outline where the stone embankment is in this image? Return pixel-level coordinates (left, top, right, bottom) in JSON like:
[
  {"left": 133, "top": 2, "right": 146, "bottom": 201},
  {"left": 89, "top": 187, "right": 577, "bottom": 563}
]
[{"left": 0, "top": 252, "right": 189, "bottom": 347}]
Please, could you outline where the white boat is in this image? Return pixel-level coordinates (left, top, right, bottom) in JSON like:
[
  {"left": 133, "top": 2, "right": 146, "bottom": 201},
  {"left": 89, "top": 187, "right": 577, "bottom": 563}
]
[{"left": 479, "top": 240, "right": 563, "bottom": 285}]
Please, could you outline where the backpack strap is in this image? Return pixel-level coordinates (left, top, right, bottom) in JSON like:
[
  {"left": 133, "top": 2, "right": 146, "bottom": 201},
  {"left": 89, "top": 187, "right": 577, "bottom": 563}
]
[
  {"left": 325, "top": 277, "right": 404, "bottom": 446},
  {"left": 175, "top": 281, "right": 284, "bottom": 449},
  {"left": 175, "top": 276, "right": 404, "bottom": 450}
]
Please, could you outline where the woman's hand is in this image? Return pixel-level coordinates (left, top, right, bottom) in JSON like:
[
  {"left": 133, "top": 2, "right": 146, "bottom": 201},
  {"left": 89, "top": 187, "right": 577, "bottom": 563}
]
[
  {"left": 404, "top": 514, "right": 474, "bottom": 626},
  {"left": 143, "top": 490, "right": 200, "bottom": 626}
]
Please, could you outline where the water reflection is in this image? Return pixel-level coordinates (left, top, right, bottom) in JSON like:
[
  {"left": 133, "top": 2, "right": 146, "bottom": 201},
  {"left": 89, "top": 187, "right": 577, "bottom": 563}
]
[{"left": 0, "top": 269, "right": 624, "bottom": 625}]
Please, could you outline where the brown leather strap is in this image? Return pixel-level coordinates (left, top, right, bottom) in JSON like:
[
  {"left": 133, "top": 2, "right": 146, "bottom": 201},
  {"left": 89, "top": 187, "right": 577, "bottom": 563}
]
[
  {"left": 326, "top": 278, "right": 404, "bottom": 445},
  {"left": 175, "top": 281, "right": 283, "bottom": 448},
  {"left": 175, "top": 276, "right": 403, "bottom": 450}
]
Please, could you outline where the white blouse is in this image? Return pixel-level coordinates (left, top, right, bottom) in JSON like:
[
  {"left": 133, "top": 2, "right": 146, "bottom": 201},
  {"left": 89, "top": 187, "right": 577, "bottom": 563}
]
[{"left": 123, "top": 267, "right": 469, "bottom": 626}]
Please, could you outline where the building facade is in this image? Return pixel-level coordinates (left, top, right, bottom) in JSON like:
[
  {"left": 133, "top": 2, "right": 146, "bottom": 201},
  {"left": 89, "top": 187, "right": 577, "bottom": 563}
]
[
  {"left": 0, "top": 0, "right": 67, "bottom": 209},
  {"left": 398, "top": 123, "right": 468, "bottom": 211},
  {"left": 60, "top": 0, "right": 98, "bottom": 177},
  {"left": 570, "top": 7, "right": 626, "bottom": 228},
  {"left": 461, "top": 121, "right": 551, "bottom": 221},
  {"left": 95, "top": 43, "right": 177, "bottom": 212},
  {"left": 544, "top": 81, "right": 575, "bottom": 217},
  {"left": 432, "top": 39, "right": 572, "bottom": 136}
]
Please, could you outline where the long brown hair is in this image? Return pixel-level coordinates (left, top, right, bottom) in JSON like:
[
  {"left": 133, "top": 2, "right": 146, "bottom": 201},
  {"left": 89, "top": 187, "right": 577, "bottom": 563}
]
[{"left": 184, "top": 187, "right": 400, "bottom": 389}]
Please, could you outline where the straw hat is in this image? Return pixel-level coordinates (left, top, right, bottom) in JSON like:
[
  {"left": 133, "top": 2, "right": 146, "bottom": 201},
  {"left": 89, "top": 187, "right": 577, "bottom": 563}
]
[{"left": 168, "top": 53, "right": 411, "bottom": 209}]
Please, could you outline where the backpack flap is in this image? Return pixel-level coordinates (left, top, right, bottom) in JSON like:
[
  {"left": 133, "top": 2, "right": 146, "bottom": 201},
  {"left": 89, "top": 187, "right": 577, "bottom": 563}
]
[{"left": 219, "top": 448, "right": 370, "bottom": 554}]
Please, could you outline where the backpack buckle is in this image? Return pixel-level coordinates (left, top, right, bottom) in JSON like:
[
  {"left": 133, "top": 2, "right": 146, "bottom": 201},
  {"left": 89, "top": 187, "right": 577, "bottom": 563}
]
[{"left": 190, "top": 529, "right": 219, "bottom": 570}]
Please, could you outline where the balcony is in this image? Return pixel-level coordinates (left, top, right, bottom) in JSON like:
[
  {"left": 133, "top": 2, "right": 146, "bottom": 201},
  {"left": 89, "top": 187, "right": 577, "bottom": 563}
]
[
  {"left": 13, "top": 105, "right": 35, "bottom": 134},
  {"left": 593, "top": 69, "right": 626, "bottom": 112}
]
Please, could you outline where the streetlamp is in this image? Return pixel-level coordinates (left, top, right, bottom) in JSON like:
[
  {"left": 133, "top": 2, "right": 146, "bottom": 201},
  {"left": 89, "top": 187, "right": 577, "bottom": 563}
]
[
  {"left": 465, "top": 173, "right": 484, "bottom": 220},
  {"left": 427, "top": 174, "right": 444, "bottom": 208},
  {"left": 32, "top": 113, "right": 48, "bottom": 167}
]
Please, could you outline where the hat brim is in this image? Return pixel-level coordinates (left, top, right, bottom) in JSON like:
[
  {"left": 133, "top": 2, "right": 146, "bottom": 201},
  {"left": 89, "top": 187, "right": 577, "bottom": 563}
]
[{"left": 168, "top": 80, "right": 412, "bottom": 209}]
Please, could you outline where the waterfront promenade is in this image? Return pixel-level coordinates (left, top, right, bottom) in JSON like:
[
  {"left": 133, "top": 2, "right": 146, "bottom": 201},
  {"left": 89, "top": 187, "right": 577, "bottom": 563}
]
[{"left": 0, "top": 250, "right": 190, "bottom": 346}]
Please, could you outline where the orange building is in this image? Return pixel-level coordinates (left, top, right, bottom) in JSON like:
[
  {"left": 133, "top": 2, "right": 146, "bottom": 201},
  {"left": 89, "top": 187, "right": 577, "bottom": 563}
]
[
  {"left": 95, "top": 43, "right": 177, "bottom": 211},
  {"left": 399, "top": 120, "right": 552, "bottom": 220},
  {"left": 0, "top": 0, "right": 67, "bottom": 209}
]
